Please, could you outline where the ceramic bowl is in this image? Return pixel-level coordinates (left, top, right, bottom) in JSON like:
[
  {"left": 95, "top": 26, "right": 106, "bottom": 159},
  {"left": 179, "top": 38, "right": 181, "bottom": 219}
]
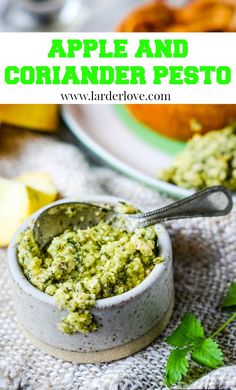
[{"left": 8, "top": 196, "right": 174, "bottom": 363}]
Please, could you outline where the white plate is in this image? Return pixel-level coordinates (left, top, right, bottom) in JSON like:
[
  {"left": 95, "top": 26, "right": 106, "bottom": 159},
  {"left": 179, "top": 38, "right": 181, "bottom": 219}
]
[
  {"left": 62, "top": 0, "right": 192, "bottom": 199},
  {"left": 62, "top": 0, "right": 235, "bottom": 201},
  {"left": 62, "top": 104, "right": 193, "bottom": 199}
]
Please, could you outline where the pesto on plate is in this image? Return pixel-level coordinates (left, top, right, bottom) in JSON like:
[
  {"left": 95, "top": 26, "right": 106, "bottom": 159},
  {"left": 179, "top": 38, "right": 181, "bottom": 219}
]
[
  {"left": 159, "top": 124, "right": 236, "bottom": 190},
  {"left": 17, "top": 204, "right": 162, "bottom": 334}
]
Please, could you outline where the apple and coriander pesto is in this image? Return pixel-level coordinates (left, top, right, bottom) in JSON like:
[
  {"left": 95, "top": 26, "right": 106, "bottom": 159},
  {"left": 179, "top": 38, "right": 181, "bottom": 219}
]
[
  {"left": 17, "top": 203, "right": 163, "bottom": 334},
  {"left": 159, "top": 124, "right": 236, "bottom": 190}
]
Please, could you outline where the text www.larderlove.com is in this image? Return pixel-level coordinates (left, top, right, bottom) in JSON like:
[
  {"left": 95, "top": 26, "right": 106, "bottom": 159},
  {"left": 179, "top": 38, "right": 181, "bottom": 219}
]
[{"left": 61, "top": 90, "right": 171, "bottom": 102}]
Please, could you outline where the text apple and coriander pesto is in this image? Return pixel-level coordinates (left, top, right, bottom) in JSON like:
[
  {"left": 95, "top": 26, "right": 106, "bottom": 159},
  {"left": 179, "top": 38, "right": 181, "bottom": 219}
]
[{"left": 17, "top": 203, "right": 163, "bottom": 334}]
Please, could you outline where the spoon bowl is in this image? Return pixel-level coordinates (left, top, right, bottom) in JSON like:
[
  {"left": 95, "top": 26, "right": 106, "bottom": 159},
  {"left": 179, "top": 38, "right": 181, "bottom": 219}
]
[{"left": 33, "top": 186, "right": 233, "bottom": 250}]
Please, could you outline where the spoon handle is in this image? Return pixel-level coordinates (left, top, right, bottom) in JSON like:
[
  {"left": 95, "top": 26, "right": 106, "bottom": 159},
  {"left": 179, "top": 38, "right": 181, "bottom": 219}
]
[{"left": 130, "top": 186, "right": 233, "bottom": 229}]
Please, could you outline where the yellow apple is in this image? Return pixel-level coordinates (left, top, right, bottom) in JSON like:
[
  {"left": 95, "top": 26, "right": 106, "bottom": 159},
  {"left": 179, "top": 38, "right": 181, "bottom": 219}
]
[
  {"left": 0, "top": 105, "right": 58, "bottom": 132},
  {"left": 16, "top": 172, "right": 58, "bottom": 204},
  {"left": 0, "top": 175, "right": 58, "bottom": 247}
]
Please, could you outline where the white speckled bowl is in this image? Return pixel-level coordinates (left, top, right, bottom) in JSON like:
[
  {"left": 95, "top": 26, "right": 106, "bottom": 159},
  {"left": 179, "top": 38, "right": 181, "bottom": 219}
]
[{"left": 8, "top": 196, "right": 174, "bottom": 363}]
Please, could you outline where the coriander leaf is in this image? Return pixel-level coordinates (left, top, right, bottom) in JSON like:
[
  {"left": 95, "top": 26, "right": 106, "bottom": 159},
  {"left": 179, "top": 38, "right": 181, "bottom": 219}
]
[
  {"left": 192, "top": 338, "right": 223, "bottom": 369},
  {"left": 164, "top": 348, "right": 189, "bottom": 387},
  {"left": 167, "top": 313, "right": 204, "bottom": 347},
  {"left": 222, "top": 282, "right": 236, "bottom": 308}
]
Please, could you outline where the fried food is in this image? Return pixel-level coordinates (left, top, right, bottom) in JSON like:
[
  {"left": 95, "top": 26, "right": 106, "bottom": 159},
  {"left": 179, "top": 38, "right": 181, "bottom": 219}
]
[
  {"left": 117, "top": 0, "right": 236, "bottom": 140},
  {"left": 126, "top": 104, "right": 236, "bottom": 141},
  {"left": 117, "top": 0, "right": 236, "bottom": 34}
]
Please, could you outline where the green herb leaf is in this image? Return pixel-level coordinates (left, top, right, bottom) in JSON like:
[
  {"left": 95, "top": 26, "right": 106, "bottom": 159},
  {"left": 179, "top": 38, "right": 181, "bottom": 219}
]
[
  {"left": 164, "top": 348, "right": 189, "bottom": 387},
  {"left": 222, "top": 282, "right": 236, "bottom": 308},
  {"left": 192, "top": 338, "right": 223, "bottom": 368},
  {"left": 167, "top": 313, "right": 204, "bottom": 347}
]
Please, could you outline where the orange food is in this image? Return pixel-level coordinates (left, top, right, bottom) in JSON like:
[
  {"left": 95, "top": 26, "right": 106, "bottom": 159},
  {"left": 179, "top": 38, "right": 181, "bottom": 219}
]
[
  {"left": 117, "top": 2, "right": 174, "bottom": 32},
  {"left": 117, "top": 0, "right": 236, "bottom": 141},
  {"left": 117, "top": 0, "right": 236, "bottom": 34},
  {"left": 127, "top": 104, "right": 236, "bottom": 141}
]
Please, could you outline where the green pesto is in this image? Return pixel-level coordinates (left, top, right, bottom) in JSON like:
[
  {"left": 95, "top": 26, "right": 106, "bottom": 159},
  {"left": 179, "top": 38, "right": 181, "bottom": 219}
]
[
  {"left": 159, "top": 124, "right": 236, "bottom": 190},
  {"left": 17, "top": 204, "right": 162, "bottom": 334}
]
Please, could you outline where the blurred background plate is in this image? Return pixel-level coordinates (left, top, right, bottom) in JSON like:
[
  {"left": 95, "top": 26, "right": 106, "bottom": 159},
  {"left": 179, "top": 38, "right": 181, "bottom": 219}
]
[
  {"left": 62, "top": 0, "right": 192, "bottom": 199},
  {"left": 62, "top": 104, "right": 193, "bottom": 199}
]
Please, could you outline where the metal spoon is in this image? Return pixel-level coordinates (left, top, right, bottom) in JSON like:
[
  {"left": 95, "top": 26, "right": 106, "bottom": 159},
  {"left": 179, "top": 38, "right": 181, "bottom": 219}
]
[{"left": 33, "top": 186, "right": 233, "bottom": 250}]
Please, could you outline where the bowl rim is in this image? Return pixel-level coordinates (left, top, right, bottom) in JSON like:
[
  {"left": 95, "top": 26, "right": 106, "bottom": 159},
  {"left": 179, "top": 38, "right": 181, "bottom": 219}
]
[{"left": 7, "top": 195, "right": 172, "bottom": 309}]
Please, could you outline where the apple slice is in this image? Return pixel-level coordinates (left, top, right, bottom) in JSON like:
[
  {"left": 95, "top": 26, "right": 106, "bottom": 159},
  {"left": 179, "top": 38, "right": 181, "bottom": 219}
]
[
  {"left": 0, "top": 175, "right": 57, "bottom": 247},
  {"left": 16, "top": 172, "right": 58, "bottom": 205}
]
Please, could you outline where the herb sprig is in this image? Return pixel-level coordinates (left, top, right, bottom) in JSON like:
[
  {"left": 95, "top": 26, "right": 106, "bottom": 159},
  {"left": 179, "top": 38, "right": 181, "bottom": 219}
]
[{"left": 164, "top": 281, "right": 236, "bottom": 387}]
